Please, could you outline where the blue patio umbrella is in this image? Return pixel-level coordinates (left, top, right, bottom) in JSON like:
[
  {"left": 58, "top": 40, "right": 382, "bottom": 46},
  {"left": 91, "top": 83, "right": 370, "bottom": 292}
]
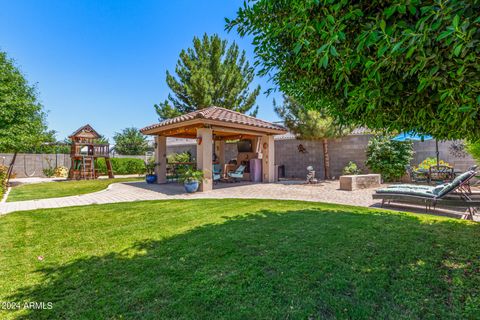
[{"left": 392, "top": 132, "right": 439, "bottom": 167}]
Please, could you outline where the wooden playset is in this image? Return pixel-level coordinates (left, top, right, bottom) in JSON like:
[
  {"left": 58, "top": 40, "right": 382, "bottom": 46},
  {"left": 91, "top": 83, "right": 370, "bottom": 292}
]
[{"left": 68, "top": 124, "right": 114, "bottom": 180}]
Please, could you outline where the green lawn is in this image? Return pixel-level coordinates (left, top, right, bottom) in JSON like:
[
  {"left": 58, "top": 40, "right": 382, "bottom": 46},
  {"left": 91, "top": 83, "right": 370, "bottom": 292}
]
[
  {"left": 7, "top": 177, "right": 143, "bottom": 202},
  {"left": 0, "top": 199, "right": 478, "bottom": 319}
]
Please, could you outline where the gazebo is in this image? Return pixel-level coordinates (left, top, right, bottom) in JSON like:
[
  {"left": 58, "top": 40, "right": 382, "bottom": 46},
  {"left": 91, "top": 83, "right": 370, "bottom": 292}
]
[{"left": 140, "top": 106, "right": 287, "bottom": 191}]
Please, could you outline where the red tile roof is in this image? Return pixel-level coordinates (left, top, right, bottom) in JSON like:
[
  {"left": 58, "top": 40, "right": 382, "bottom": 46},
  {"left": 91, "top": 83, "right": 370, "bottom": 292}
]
[{"left": 141, "top": 106, "right": 286, "bottom": 133}]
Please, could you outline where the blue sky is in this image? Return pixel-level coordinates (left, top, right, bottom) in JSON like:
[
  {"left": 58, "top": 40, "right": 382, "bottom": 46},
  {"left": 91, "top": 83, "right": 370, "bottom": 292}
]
[{"left": 0, "top": 0, "right": 282, "bottom": 142}]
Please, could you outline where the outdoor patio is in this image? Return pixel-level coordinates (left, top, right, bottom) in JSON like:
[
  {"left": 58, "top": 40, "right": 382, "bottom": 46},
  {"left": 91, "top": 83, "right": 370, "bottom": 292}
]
[{"left": 1, "top": 179, "right": 475, "bottom": 220}]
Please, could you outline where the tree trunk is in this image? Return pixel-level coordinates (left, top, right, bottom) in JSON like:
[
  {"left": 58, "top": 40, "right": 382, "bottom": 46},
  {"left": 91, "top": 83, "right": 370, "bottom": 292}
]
[
  {"left": 6, "top": 152, "right": 17, "bottom": 186},
  {"left": 322, "top": 138, "right": 330, "bottom": 180}
]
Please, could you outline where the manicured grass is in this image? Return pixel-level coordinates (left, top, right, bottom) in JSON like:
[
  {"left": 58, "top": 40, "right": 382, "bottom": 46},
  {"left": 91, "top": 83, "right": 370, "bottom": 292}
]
[
  {"left": 0, "top": 199, "right": 478, "bottom": 319},
  {"left": 7, "top": 177, "right": 143, "bottom": 202}
]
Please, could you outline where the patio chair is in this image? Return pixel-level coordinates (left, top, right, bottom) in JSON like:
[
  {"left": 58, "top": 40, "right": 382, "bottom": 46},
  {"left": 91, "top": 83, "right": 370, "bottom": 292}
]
[
  {"left": 373, "top": 170, "right": 479, "bottom": 220},
  {"left": 213, "top": 164, "right": 222, "bottom": 183},
  {"left": 429, "top": 165, "right": 454, "bottom": 184},
  {"left": 227, "top": 164, "right": 246, "bottom": 182},
  {"left": 406, "top": 165, "right": 429, "bottom": 184}
]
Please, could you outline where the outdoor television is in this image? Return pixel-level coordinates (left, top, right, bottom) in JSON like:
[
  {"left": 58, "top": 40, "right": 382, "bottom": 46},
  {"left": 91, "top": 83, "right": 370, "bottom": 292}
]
[{"left": 237, "top": 139, "right": 253, "bottom": 153}]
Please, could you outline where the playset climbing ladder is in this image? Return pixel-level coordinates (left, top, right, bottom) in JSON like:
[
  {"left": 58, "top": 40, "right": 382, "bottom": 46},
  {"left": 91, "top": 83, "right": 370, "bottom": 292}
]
[{"left": 68, "top": 124, "right": 114, "bottom": 180}]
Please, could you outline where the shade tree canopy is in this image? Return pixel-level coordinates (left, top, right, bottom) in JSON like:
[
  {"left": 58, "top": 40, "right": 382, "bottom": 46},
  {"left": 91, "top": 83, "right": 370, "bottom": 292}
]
[
  {"left": 227, "top": 0, "right": 480, "bottom": 140},
  {"left": 155, "top": 33, "right": 260, "bottom": 120},
  {"left": 113, "top": 127, "right": 149, "bottom": 155},
  {"left": 0, "top": 51, "right": 48, "bottom": 152}
]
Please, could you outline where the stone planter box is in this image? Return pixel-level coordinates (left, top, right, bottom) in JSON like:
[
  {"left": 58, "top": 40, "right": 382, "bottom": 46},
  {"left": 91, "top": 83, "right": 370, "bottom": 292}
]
[{"left": 339, "top": 174, "right": 381, "bottom": 191}]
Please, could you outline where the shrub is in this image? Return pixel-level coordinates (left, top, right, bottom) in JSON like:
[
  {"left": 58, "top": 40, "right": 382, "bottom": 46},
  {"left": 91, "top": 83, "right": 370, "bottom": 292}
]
[
  {"left": 96, "top": 158, "right": 146, "bottom": 175},
  {"left": 54, "top": 166, "right": 69, "bottom": 178},
  {"left": 167, "top": 152, "right": 192, "bottom": 163},
  {"left": 0, "top": 165, "right": 7, "bottom": 196},
  {"left": 414, "top": 157, "right": 451, "bottom": 171},
  {"left": 365, "top": 136, "right": 413, "bottom": 182},
  {"left": 43, "top": 157, "right": 56, "bottom": 177},
  {"left": 466, "top": 141, "right": 480, "bottom": 164},
  {"left": 42, "top": 167, "right": 55, "bottom": 178},
  {"left": 342, "top": 161, "right": 361, "bottom": 175}
]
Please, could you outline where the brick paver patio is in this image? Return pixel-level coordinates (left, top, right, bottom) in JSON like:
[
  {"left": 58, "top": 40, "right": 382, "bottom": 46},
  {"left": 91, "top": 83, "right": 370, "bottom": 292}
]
[
  {"left": 0, "top": 180, "right": 472, "bottom": 219},
  {"left": 0, "top": 181, "right": 378, "bottom": 214}
]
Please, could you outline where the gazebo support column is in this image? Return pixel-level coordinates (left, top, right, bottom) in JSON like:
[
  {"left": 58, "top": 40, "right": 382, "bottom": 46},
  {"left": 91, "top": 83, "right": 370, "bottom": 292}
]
[
  {"left": 196, "top": 128, "right": 213, "bottom": 191},
  {"left": 155, "top": 135, "right": 167, "bottom": 184},
  {"left": 261, "top": 135, "right": 275, "bottom": 183},
  {"left": 215, "top": 140, "right": 226, "bottom": 167}
]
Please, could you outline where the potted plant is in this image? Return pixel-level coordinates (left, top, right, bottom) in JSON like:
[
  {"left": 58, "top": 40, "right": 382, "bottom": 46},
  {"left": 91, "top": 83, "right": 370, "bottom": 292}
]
[
  {"left": 179, "top": 168, "right": 204, "bottom": 193},
  {"left": 145, "top": 159, "right": 157, "bottom": 184}
]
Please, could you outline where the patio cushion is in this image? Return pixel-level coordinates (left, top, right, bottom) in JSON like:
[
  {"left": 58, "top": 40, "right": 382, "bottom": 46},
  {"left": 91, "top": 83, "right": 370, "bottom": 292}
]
[
  {"left": 436, "top": 170, "right": 474, "bottom": 198},
  {"left": 387, "top": 184, "right": 433, "bottom": 190},
  {"left": 452, "top": 170, "right": 474, "bottom": 185},
  {"left": 431, "top": 184, "right": 446, "bottom": 196},
  {"left": 235, "top": 165, "right": 246, "bottom": 173},
  {"left": 227, "top": 164, "right": 246, "bottom": 180},
  {"left": 376, "top": 187, "right": 436, "bottom": 198},
  {"left": 213, "top": 164, "right": 221, "bottom": 174}
]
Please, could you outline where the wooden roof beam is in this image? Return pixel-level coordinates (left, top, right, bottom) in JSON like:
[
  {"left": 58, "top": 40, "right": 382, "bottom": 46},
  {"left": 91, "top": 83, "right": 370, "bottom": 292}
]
[{"left": 210, "top": 125, "right": 266, "bottom": 137}]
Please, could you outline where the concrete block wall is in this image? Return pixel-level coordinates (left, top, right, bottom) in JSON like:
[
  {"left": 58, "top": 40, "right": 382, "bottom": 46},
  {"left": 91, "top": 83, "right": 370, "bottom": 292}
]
[
  {"left": 412, "top": 140, "right": 474, "bottom": 171},
  {"left": 327, "top": 135, "right": 371, "bottom": 178},
  {"left": 274, "top": 139, "right": 325, "bottom": 179},
  {"left": 274, "top": 136, "right": 475, "bottom": 179},
  {"left": 0, "top": 153, "right": 71, "bottom": 178},
  {"left": 274, "top": 135, "right": 371, "bottom": 179},
  {"left": 2, "top": 137, "right": 476, "bottom": 179}
]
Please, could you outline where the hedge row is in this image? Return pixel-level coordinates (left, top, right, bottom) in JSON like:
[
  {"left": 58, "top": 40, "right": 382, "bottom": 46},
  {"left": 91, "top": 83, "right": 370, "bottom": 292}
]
[
  {"left": 0, "top": 165, "right": 7, "bottom": 196},
  {"left": 95, "top": 158, "right": 146, "bottom": 175}
]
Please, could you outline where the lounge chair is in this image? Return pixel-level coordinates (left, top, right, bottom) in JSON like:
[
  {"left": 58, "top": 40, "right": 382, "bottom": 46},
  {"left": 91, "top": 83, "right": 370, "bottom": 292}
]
[
  {"left": 386, "top": 165, "right": 478, "bottom": 192},
  {"left": 227, "top": 164, "right": 246, "bottom": 182},
  {"left": 373, "top": 170, "right": 479, "bottom": 220},
  {"left": 213, "top": 164, "right": 222, "bottom": 183}
]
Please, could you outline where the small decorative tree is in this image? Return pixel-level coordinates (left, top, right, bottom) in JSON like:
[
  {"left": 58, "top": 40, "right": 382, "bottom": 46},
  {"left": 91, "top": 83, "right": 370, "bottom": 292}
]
[
  {"left": 365, "top": 136, "right": 414, "bottom": 182},
  {"left": 274, "top": 95, "right": 350, "bottom": 179}
]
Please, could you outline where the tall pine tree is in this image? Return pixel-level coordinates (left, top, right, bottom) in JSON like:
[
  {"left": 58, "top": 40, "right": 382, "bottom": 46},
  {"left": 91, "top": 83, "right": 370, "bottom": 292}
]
[{"left": 155, "top": 34, "right": 260, "bottom": 120}]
